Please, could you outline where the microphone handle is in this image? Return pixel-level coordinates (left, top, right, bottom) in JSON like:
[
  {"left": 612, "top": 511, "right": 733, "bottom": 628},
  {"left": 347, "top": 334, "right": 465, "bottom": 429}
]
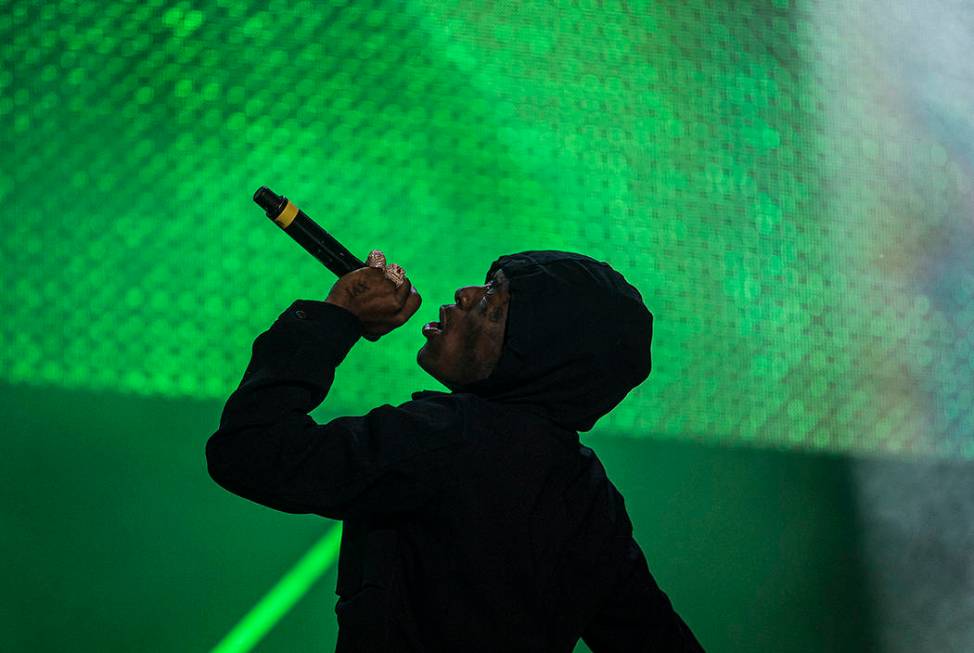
[{"left": 253, "top": 186, "right": 366, "bottom": 277}]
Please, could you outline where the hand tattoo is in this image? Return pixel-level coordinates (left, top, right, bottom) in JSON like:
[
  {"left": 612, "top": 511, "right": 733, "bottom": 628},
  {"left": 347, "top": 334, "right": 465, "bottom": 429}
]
[{"left": 347, "top": 280, "right": 370, "bottom": 299}]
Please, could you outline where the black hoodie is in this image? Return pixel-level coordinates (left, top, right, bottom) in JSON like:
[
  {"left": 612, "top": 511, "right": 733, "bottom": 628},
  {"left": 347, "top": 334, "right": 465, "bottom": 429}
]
[{"left": 207, "top": 250, "right": 704, "bottom": 652}]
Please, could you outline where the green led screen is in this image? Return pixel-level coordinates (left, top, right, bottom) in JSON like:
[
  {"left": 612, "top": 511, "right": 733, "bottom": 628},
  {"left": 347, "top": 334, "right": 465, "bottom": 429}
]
[{"left": 2, "top": 0, "right": 972, "bottom": 458}]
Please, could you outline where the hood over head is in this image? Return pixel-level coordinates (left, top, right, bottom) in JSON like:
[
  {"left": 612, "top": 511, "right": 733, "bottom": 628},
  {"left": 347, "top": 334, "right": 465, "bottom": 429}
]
[{"left": 417, "top": 250, "right": 653, "bottom": 433}]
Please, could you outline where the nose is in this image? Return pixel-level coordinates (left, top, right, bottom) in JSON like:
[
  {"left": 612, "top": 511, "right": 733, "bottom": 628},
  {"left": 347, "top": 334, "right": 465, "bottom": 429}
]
[{"left": 454, "top": 286, "right": 480, "bottom": 311}]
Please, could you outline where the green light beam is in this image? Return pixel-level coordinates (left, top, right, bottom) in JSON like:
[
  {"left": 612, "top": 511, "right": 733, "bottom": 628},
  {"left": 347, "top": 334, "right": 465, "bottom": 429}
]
[{"left": 210, "top": 521, "right": 344, "bottom": 653}]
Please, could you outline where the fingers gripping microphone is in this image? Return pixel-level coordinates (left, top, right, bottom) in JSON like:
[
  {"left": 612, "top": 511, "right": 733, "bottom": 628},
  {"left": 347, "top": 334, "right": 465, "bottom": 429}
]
[{"left": 253, "top": 186, "right": 366, "bottom": 277}]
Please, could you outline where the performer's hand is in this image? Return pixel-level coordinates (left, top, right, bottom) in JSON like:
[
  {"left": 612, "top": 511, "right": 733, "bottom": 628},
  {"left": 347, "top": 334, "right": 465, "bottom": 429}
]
[{"left": 325, "top": 249, "right": 421, "bottom": 342}]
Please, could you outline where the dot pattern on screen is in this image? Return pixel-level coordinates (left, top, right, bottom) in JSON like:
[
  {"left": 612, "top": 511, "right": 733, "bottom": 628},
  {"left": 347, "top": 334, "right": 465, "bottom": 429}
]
[{"left": 1, "top": 0, "right": 971, "bottom": 458}]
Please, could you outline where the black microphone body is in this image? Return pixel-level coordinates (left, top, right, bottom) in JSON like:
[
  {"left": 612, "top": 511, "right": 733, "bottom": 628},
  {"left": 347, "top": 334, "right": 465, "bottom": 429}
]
[{"left": 253, "top": 186, "right": 365, "bottom": 277}]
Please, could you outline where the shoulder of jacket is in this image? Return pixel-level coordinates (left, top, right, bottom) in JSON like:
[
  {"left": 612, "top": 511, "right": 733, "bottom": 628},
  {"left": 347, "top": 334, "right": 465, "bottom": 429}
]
[{"left": 393, "top": 391, "right": 471, "bottom": 426}]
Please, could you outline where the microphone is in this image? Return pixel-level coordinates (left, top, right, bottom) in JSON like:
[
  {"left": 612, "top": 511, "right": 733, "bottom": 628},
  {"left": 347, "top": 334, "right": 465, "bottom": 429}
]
[{"left": 253, "top": 186, "right": 365, "bottom": 277}]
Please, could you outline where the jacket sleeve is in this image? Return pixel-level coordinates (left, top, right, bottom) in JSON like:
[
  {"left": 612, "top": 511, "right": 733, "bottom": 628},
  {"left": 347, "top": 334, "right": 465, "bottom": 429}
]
[
  {"left": 581, "top": 538, "right": 706, "bottom": 652},
  {"left": 205, "top": 299, "right": 465, "bottom": 520}
]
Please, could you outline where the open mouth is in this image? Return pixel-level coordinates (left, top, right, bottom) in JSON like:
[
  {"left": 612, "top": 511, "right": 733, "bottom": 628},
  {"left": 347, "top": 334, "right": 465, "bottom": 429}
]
[
  {"left": 422, "top": 307, "right": 450, "bottom": 338},
  {"left": 422, "top": 321, "right": 443, "bottom": 337}
]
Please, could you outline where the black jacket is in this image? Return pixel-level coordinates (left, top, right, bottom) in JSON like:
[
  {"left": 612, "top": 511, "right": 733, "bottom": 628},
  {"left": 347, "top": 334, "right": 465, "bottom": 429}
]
[{"left": 207, "top": 251, "right": 704, "bottom": 652}]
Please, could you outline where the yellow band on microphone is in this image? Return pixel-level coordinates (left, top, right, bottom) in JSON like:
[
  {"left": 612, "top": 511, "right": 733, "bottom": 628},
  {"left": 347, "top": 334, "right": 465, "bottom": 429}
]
[{"left": 273, "top": 200, "right": 299, "bottom": 228}]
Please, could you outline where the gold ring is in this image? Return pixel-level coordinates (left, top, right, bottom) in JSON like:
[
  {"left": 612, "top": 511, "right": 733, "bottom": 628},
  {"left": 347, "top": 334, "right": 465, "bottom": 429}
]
[{"left": 384, "top": 264, "right": 405, "bottom": 288}]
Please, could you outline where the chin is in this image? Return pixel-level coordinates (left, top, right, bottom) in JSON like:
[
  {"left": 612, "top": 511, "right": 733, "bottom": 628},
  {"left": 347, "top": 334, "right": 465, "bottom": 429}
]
[
  {"left": 416, "top": 348, "right": 457, "bottom": 391},
  {"left": 416, "top": 347, "right": 438, "bottom": 379}
]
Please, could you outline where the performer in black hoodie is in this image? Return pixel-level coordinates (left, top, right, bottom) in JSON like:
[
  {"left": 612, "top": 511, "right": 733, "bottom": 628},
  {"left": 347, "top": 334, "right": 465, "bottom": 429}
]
[{"left": 206, "top": 249, "right": 704, "bottom": 652}]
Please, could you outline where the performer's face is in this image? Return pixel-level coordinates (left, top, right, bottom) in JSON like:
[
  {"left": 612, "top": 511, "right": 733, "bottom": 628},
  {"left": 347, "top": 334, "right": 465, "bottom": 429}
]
[{"left": 417, "top": 268, "right": 511, "bottom": 390}]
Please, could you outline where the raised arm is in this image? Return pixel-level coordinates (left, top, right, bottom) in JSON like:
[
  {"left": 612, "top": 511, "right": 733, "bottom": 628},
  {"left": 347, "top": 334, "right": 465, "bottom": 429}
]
[{"left": 205, "top": 255, "right": 464, "bottom": 520}]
